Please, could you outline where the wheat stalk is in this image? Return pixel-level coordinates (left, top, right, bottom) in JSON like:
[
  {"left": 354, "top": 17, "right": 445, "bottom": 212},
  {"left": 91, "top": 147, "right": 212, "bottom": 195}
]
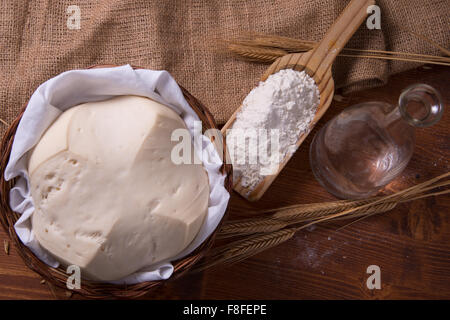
[
  {"left": 227, "top": 43, "right": 287, "bottom": 62},
  {"left": 230, "top": 33, "right": 316, "bottom": 52},
  {"left": 218, "top": 173, "right": 450, "bottom": 238},
  {"left": 343, "top": 48, "right": 450, "bottom": 61},
  {"left": 338, "top": 54, "right": 450, "bottom": 66},
  {"left": 406, "top": 29, "right": 450, "bottom": 57},
  {"left": 230, "top": 32, "right": 450, "bottom": 58},
  {"left": 0, "top": 118, "right": 8, "bottom": 127},
  {"left": 195, "top": 173, "right": 450, "bottom": 271},
  {"left": 193, "top": 227, "right": 298, "bottom": 272},
  {"left": 217, "top": 201, "right": 400, "bottom": 239},
  {"left": 225, "top": 33, "right": 450, "bottom": 66}
]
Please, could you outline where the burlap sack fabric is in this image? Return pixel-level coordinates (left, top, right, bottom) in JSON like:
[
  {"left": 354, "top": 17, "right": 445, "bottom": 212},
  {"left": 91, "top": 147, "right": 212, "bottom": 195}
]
[{"left": 0, "top": 0, "right": 448, "bottom": 138}]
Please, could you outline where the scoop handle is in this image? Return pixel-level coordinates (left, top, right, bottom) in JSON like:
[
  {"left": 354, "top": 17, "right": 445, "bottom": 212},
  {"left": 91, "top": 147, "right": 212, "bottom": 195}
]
[{"left": 300, "top": 0, "right": 376, "bottom": 81}]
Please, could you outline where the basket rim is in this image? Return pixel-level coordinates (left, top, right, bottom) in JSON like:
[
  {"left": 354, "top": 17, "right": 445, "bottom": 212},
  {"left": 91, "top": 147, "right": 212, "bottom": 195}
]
[{"left": 0, "top": 64, "right": 233, "bottom": 299}]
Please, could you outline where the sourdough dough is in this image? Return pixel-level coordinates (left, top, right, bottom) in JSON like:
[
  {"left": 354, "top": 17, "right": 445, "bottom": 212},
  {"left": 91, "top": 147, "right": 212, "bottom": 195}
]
[{"left": 28, "top": 95, "right": 209, "bottom": 281}]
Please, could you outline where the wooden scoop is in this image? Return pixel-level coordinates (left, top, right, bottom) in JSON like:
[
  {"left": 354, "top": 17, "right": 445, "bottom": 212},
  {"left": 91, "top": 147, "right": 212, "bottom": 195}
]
[{"left": 222, "top": 0, "right": 376, "bottom": 201}]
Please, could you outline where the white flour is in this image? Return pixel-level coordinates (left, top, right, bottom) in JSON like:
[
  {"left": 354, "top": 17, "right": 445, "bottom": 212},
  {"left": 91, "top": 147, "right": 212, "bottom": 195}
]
[{"left": 227, "top": 69, "right": 319, "bottom": 192}]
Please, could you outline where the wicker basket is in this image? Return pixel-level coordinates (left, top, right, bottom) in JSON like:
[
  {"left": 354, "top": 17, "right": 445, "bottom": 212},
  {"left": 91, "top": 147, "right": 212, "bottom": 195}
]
[{"left": 0, "top": 65, "right": 233, "bottom": 299}]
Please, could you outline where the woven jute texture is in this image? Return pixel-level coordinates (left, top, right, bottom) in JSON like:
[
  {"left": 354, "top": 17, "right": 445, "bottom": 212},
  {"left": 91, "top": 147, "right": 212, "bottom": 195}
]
[{"left": 0, "top": 0, "right": 448, "bottom": 137}]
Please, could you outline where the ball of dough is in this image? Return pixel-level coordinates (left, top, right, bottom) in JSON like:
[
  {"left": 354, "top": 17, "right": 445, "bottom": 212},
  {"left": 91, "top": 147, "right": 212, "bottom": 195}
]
[{"left": 28, "top": 95, "right": 209, "bottom": 281}]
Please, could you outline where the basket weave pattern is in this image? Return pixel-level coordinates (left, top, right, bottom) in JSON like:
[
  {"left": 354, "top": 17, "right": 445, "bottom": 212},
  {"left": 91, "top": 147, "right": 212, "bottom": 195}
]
[{"left": 0, "top": 65, "right": 233, "bottom": 299}]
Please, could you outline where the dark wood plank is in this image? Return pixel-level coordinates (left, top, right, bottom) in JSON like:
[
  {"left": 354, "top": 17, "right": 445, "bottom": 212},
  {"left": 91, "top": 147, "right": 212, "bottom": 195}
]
[{"left": 0, "top": 65, "right": 449, "bottom": 299}]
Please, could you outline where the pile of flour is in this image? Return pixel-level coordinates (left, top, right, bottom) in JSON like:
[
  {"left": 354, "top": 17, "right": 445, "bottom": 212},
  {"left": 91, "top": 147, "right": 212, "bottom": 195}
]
[{"left": 227, "top": 69, "right": 320, "bottom": 192}]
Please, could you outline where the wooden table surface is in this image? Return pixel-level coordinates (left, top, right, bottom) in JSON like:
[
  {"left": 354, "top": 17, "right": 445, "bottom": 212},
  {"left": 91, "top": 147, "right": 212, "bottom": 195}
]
[{"left": 0, "top": 65, "right": 449, "bottom": 300}]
